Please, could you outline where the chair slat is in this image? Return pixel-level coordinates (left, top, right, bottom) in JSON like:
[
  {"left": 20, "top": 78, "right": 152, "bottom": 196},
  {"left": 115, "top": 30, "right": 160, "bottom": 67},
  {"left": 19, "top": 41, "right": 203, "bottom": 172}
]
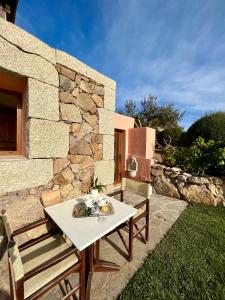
[{"left": 121, "top": 178, "right": 152, "bottom": 199}]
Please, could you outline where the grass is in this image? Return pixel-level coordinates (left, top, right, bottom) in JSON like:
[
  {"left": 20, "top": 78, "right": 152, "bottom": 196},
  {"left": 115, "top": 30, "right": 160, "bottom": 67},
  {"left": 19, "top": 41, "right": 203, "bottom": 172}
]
[{"left": 119, "top": 204, "right": 225, "bottom": 300}]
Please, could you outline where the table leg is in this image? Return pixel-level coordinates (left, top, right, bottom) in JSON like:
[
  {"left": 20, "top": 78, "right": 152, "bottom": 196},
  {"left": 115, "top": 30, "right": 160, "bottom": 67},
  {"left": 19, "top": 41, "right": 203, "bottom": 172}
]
[
  {"left": 85, "top": 240, "right": 120, "bottom": 299},
  {"left": 94, "top": 240, "right": 120, "bottom": 272},
  {"left": 85, "top": 244, "right": 94, "bottom": 300}
]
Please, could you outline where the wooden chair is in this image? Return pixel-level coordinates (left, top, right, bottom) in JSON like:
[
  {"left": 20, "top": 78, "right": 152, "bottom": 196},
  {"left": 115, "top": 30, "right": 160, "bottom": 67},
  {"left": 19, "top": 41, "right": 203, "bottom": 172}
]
[
  {"left": 1, "top": 209, "right": 86, "bottom": 300},
  {"left": 107, "top": 178, "right": 152, "bottom": 262}
]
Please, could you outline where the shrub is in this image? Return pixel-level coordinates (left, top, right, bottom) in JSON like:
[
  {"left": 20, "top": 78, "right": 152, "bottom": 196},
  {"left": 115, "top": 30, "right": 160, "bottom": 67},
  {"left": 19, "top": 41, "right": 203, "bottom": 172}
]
[
  {"left": 164, "top": 137, "right": 225, "bottom": 176},
  {"left": 157, "top": 125, "right": 184, "bottom": 146},
  {"left": 185, "top": 112, "right": 225, "bottom": 145}
]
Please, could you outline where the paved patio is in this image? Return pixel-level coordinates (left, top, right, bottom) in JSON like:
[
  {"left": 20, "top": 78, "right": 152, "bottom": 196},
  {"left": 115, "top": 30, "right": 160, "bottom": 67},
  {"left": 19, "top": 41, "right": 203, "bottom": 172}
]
[{"left": 42, "top": 192, "right": 188, "bottom": 300}]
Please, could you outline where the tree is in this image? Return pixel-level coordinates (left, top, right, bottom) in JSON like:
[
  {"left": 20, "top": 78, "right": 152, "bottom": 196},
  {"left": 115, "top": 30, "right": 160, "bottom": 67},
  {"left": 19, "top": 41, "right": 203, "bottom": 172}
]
[
  {"left": 118, "top": 94, "right": 184, "bottom": 145},
  {"left": 184, "top": 112, "right": 225, "bottom": 145}
]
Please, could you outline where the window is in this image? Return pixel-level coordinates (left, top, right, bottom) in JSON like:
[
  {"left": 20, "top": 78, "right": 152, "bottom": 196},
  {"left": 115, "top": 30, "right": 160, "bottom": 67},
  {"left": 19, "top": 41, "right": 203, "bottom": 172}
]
[{"left": 0, "top": 89, "right": 24, "bottom": 156}]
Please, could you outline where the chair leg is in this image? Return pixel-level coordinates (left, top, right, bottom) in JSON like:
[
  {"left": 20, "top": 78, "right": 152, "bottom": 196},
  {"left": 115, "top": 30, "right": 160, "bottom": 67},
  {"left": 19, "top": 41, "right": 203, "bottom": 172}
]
[
  {"left": 145, "top": 200, "right": 150, "bottom": 242},
  {"left": 128, "top": 217, "right": 134, "bottom": 262},
  {"left": 8, "top": 261, "right": 14, "bottom": 300},
  {"left": 79, "top": 250, "right": 86, "bottom": 300}
]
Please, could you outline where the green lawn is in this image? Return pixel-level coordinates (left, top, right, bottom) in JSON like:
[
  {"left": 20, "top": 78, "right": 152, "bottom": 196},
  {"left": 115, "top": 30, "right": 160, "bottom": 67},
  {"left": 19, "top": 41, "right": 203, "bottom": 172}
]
[{"left": 119, "top": 204, "right": 225, "bottom": 300}]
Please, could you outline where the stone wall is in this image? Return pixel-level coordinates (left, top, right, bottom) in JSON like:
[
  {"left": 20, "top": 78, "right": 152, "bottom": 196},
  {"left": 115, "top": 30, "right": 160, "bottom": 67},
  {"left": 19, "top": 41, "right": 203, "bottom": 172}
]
[
  {"left": 151, "top": 164, "right": 225, "bottom": 206},
  {"left": 0, "top": 18, "right": 116, "bottom": 295}
]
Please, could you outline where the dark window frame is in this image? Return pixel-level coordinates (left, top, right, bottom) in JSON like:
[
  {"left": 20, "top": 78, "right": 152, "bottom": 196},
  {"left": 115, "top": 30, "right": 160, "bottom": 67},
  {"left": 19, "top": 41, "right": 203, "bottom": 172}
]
[{"left": 0, "top": 88, "right": 24, "bottom": 157}]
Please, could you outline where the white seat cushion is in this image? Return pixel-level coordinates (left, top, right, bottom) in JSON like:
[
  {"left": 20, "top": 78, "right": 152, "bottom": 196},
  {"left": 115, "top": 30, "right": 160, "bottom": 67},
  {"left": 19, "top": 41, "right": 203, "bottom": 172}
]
[{"left": 20, "top": 233, "right": 78, "bottom": 299}]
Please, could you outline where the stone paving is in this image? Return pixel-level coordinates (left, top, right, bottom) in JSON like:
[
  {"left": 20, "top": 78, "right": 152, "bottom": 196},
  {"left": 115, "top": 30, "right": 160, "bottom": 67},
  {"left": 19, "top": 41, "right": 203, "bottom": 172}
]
[{"left": 42, "top": 192, "right": 188, "bottom": 300}]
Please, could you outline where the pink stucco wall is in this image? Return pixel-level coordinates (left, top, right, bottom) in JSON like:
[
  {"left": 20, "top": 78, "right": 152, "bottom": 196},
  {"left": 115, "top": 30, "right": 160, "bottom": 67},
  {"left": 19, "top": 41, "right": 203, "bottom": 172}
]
[
  {"left": 128, "top": 127, "right": 155, "bottom": 160},
  {"left": 128, "top": 127, "right": 155, "bottom": 181},
  {"left": 114, "top": 113, "right": 155, "bottom": 182},
  {"left": 114, "top": 113, "right": 135, "bottom": 175},
  {"left": 114, "top": 112, "right": 135, "bottom": 130}
]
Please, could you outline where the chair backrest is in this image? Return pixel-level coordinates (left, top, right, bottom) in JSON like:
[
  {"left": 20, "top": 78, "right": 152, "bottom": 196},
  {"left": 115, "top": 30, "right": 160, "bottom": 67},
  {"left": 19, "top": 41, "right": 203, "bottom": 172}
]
[
  {"left": 121, "top": 178, "right": 152, "bottom": 199},
  {"left": 8, "top": 242, "right": 24, "bottom": 298},
  {"left": 1, "top": 209, "right": 12, "bottom": 241},
  {"left": 1, "top": 210, "right": 24, "bottom": 299}
]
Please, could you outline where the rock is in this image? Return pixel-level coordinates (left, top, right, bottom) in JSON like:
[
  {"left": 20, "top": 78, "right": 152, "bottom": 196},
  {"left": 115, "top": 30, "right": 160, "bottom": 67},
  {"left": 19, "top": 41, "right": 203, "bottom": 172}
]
[
  {"left": 53, "top": 174, "right": 70, "bottom": 185},
  {"left": 59, "top": 74, "right": 75, "bottom": 91},
  {"left": 28, "top": 78, "right": 59, "bottom": 121},
  {"left": 209, "top": 177, "right": 223, "bottom": 185},
  {"left": 72, "top": 180, "right": 82, "bottom": 190},
  {"left": 41, "top": 190, "right": 61, "bottom": 207},
  {"left": 70, "top": 140, "right": 92, "bottom": 155},
  {"left": 52, "top": 185, "right": 59, "bottom": 191},
  {"left": 84, "top": 134, "right": 92, "bottom": 143},
  {"left": 67, "top": 188, "right": 82, "bottom": 199},
  {"left": 60, "top": 66, "right": 75, "bottom": 80},
  {"left": 222, "top": 183, "right": 225, "bottom": 196},
  {"left": 60, "top": 184, "right": 74, "bottom": 198},
  {"left": 0, "top": 35, "right": 58, "bottom": 86},
  {"left": 182, "top": 172, "right": 192, "bottom": 177},
  {"left": 80, "top": 80, "right": 91, "bottom": 93},
  {"left": 70, "top": 164, "right": 80, "bottom": 173},
  {"left": 177, "top": 174, "right": 188, "bottom": 182},
  {"left": 59, "top": 91, "right": 75, "bottom": 104},
  {"left": 94, "top": 160, "right": 114, "bottom": 185},
  {"left": 76, "top": 168, "right": 94, "bottom": 181},
  {"left": 71, "top": 123, "right": 92, "bottom": 140},
  {"left": 91, "top": 143, "right": 99, "bottom": 154},
  {"left": 188, "top": 176, "right": 209, "bottom": 185},
  {"left": 170, "top": 172, "right": 179, "bottom": 178},
  {"left": 60, "top": 103, "right": 82, "bottom": 123},
  {"left": 79, "top": 122, "right": 93, "bottom": 138},
  {"left": 151, "top": 166, "right": 164, "bottom": 177},
  {"left": 69, "top": 135, "right": 78, "bottom": 148},
  {"left": 70, "top": 123, "right": 81, "bottom": 134},
  {"left": 179, "top": 184, "right": 219, "bottom": 205},
  {"left": 207, "top": 183, "right": 220, "bottom": 197},
  {"left": 153, "top": 177, "right": 180, "bottom": 199},
  {"left": 71, "top": 87, "right": 79, "bottom": 98},
  {"left": 81, "top": 75, "right": 89, "bottom": 82},
  {"left": 93, "top": 125, "right": 100, "bottom": 134},
  {"left": 54, "top": 158, "right": 70, "bottom": 174},
  {"left": 171, "top": 167, "right": 181, "bottom": 172},
  {"left": 82, "top": 180, "right": 91, "bottom": 193},
  {"left": 75, "top": 93, "right": 97, "bottom": 114},
  {"left": 164, "top": 170, "right": 172, "bottom": 176},
  {"left": 83, "top": 113, "right": 98, "bottom": 126},
  {"left": 61, "top": 167, "right": 74, "bottom": 182},
  {"left": 91, "top": 94, "right": 104, "bottom": 107},
  {"left": 177, "top": 182, "right": 185, "bottom": 191},
  {"left": 75, "top": 74, "right": 81, "bottom": 85},
  {"left": 53, "top": 173, "right": 70, "bottom": 186},
  {"left": 94, "top": 85, "right": 104, "bottom": 96},
  {"left": 29, "top": 119, "right": 69, "bottom": 159},
  {"left": 94, "top": 150, "right": 103, "bottom": 161},
  {"left": 70, "top": 155, "right": 94, "bottom": 169},
  {"left": 91, "top": 134, "right": 103, "bottom": 144}
]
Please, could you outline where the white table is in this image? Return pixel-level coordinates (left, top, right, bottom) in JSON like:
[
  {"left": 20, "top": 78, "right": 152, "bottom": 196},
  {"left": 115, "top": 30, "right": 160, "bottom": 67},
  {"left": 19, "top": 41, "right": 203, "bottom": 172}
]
[{"left": 45, "top": 195, "right": 136, "bottom": 299}]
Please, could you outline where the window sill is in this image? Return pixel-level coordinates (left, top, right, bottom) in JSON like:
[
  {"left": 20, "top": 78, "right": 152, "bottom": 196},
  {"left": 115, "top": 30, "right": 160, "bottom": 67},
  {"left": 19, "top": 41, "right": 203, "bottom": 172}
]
[{"left": 0, "top": 155, "right": 27, "bottom": 161}]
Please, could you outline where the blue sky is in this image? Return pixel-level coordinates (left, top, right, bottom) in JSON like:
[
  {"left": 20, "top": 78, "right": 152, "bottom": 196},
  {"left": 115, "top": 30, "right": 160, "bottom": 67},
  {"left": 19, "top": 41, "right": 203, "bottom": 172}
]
[{"left": 16, "top": 0, "right": 225, "bottom": 129}]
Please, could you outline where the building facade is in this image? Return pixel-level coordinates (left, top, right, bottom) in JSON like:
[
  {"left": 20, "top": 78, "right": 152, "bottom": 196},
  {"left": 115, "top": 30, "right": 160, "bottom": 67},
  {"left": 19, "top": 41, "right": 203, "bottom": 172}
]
[{"left": 0, "top": 17, "right": 116, "bottom": 294}]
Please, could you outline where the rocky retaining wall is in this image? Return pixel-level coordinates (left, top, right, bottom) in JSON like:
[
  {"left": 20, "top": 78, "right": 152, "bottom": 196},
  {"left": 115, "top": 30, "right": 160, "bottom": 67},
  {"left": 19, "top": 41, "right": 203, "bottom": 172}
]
[{"left": 151, "top": 164, "right": 225, "bottom": 206}]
